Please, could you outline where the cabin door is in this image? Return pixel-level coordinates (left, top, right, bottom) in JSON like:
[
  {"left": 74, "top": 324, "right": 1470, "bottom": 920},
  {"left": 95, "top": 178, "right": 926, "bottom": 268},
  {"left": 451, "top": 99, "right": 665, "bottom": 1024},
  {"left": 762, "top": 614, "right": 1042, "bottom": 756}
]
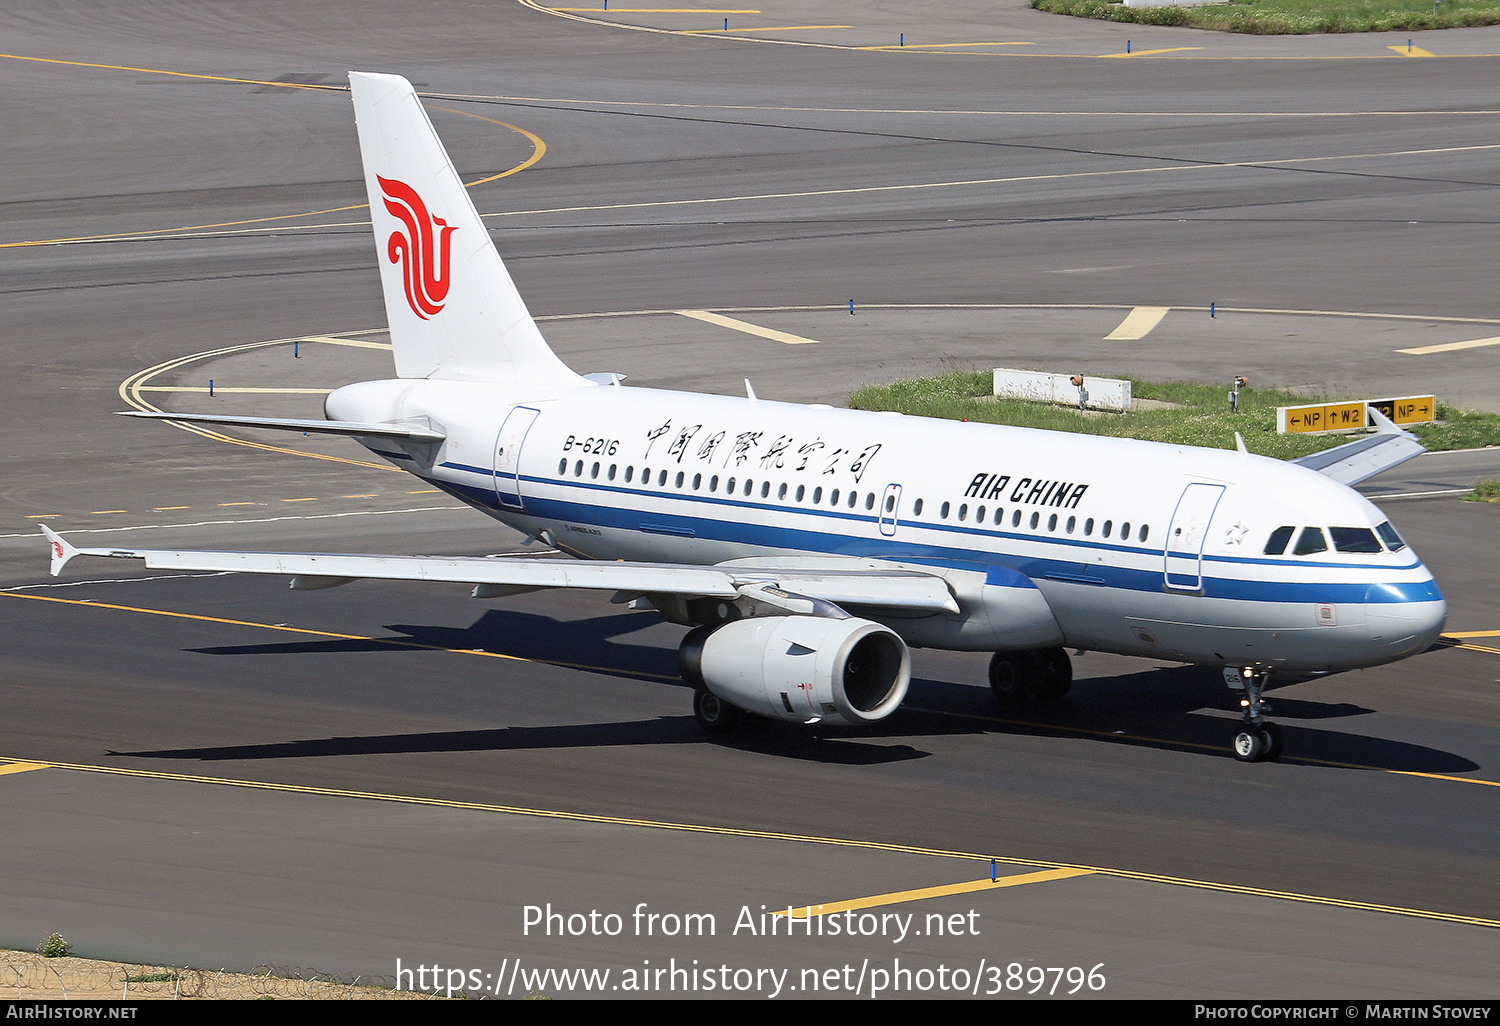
[
  {"left": 493, "top": 406, "right": 540, "bottom": 510},
  {"left": 1163, "top": 483, "right": 1224, "bottom": 592}
]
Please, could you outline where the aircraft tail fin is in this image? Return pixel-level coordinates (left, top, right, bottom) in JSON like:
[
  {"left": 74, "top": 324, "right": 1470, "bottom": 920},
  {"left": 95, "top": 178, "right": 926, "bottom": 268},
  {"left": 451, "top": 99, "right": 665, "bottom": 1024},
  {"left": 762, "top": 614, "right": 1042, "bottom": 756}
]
[{"left": 348, "top": 72, "right": 581, "bottom": 385}]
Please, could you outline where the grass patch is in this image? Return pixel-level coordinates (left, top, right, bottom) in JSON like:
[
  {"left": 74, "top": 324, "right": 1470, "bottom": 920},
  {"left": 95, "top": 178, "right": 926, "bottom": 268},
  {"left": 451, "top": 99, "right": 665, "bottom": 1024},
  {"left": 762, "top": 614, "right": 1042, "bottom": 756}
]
[
  {"left": 1466, "top": 478, "right": 1500, "bottom": 501},
  {"left": 848, "top": 371, "right": 1500, "bottom": 458},
  {"left": 1030, "top": 0, "right": 1500, "bottom": 34}
]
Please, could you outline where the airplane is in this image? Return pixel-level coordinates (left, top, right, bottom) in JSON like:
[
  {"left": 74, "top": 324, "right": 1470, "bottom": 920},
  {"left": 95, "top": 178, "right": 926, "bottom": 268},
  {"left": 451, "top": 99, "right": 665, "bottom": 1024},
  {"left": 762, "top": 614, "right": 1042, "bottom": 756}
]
[{"left": 42, "top": 72, "right": 1447, "bottom": 763}]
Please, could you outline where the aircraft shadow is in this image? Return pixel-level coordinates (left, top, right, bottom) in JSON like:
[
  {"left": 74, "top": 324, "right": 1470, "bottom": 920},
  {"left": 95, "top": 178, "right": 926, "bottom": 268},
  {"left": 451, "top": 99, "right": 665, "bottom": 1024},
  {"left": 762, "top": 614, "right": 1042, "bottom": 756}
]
[
  {"left": 175, "top": 607, "right": 1477, "bottom": 774},
  {"left": 113, "top": 718, "right": 928, "bottom": 767},
  {"left": 887, "top": 665, "right": 1479, "bottom": 774}
]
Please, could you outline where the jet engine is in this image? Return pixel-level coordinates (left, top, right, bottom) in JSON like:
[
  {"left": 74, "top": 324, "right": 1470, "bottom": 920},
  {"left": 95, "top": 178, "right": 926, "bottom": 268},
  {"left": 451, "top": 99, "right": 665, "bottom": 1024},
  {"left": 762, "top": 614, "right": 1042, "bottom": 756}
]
[{"left": 679, "top": 615, "right": 910, "bottom": 727}]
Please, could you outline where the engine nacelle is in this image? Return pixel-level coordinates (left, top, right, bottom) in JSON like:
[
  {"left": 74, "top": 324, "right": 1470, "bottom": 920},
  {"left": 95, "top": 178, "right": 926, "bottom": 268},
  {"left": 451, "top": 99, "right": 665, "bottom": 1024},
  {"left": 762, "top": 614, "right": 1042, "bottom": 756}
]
[{"left": 679, "top": 616, "right": 910, "bottom": 726}]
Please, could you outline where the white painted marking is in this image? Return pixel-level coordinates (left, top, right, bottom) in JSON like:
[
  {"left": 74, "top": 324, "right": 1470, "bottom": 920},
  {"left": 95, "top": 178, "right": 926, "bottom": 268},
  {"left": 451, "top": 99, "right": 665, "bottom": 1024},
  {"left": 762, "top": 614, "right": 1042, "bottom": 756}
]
[
  {"left": 1104, "top": 306, "right": 1170, "bottom": 340},
  {"left": 135, "top": 387, "right": 335, "bottom": 394},
  {"left": 301, "top": 335, "right": 395, "bottom": 350},
  {"left": 676, "top": 309, "right": 821, "bottom": 345}
]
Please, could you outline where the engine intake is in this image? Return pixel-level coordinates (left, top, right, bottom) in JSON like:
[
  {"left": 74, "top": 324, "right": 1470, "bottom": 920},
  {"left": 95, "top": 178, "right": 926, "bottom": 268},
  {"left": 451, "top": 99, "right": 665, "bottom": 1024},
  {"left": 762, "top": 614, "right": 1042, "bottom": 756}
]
[{"left": 679, "top": 615, "right": 910, "bottom": 726}]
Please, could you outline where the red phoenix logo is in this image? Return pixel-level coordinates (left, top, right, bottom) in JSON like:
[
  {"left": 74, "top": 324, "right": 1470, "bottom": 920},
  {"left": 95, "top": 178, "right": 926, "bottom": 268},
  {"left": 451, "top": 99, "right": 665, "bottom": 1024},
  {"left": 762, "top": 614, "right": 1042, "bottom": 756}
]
[{"left": 378, "top": 175, "right": 457, "bottom": 320}]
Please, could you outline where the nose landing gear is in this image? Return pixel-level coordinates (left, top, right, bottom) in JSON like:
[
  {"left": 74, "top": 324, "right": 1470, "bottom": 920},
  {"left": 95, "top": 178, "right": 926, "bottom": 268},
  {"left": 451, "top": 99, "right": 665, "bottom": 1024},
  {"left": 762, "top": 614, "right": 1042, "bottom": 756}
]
[{"left": 1224, "top": 665, "right": 1283, "bottom": 762}]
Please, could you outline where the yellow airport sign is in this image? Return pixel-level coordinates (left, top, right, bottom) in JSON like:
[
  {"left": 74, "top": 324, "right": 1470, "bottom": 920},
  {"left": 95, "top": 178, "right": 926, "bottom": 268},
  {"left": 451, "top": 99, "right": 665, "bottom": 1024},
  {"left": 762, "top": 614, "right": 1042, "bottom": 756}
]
[
  {"left": 1370, "top": 394, "right": 1436, "bottom": 426},
  {"left": 1278, "top": 401, "right": 1368, "bottom": 435},
  {"left": 1277, "top": 395, "right": 1436, "bottom": 434}
]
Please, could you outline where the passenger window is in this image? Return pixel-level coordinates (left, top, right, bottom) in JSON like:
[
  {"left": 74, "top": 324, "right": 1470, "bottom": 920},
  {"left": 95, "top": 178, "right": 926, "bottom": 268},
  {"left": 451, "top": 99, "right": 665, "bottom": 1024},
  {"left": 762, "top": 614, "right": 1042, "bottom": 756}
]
[
  {"left": 608, "top": 464, "right": 616, "bottom": 480},
  {"left": 557, "top": 458, "right": 567, "bottom": 475},
  {"left": 958, "top": 504, "right": 968, "bottom": 522},
  {"left": 674, "top": 471, "right": 684, "bottom": 488},
  {"left": 995, "top": 508, "right": 1005, "bottom": 525},
  {"left": 1293, "top": 527, "right": 1328, "bottom": 555},
  {"left": 625, "top": 466, "right": 634, "bottom": 483},
  {"left": 1048, "top": 514, "right": 1058, "bottom": 532},
  {"left": 849, "top": 491, "right": 859, "bottom": 509},
  {"left": 1067, "top": 516, "right": 1076, "bottom": 534},
  {"left": 1029, "top": 512, "right": 1039, "bottom": 529},
  {"left": 865, "top": 493, "right": 875, "bottom": 510},
  {"left": 1264, "top": 526, "right": 1294, "bottom": 555},
  {"left": 692, "top": 474, "right": 702, "bottom": 490},
  {"left": 725, "top": 476, "right": 735, "bottom": 493},
  {"left": 976, "top": 505, "right": 986, "bottom": 522},
  {"left": 885, "top": 494, "right": 895, "bottom": 513},
  {"left": 778, "top": 483, "right": 787, "bottom": 500},
  {"left": 574, "top": 461, "right": 584, "bottom": 477},
  {"left": 591, "top": 462, "right": 600, "bottom": 479},
  {"left": 1103, "top": 520, "right": 1112, "bottom": 538},
  {"left": 914, "top": 498, "right": 924, "bottom": 515},
  {"left": 1330, "top": 527, "right": 1382, "bottom": 553},
  {"left": 830, "top": 488, "right": 840, "bottom": 506},
  {"left": 1139, "top": 525, "right": 1149, "bottom": 543},
  {"left": 796, "top": 485, "right": 806, "bottom": 502},
  {"left": 1084, "top": 518, "right": 1094, "bottom": 536},
  {"left": 813, "top": 487, "right": 823, "bottom": 504},
  {"left": 941, "top": 501, "right": 950, "bottom": 519},
  {"left": 1121, "top": 521, "right": 1131, "bottom": 541}
]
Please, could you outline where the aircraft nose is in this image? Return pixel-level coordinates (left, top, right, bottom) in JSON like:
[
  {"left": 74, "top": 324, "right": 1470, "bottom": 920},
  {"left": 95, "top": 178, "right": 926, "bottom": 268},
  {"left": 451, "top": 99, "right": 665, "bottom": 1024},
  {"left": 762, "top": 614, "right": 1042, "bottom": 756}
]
[{"left": 1365, "top": 577, "right": 1446, "bottom": 656}]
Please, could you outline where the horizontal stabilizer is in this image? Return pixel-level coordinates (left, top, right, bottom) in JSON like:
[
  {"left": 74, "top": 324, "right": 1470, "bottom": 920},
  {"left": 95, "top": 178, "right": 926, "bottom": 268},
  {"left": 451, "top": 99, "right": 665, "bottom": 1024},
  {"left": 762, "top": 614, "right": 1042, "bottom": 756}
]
[
  {"left": 1291, "top": 407, "right": 1425, "bottom": 486},
  {"left": 116, "top": 411, "right": 445, "bottom": 442},
  {"left": 42, "top": 530, "right": 958, "bottom": 614}
]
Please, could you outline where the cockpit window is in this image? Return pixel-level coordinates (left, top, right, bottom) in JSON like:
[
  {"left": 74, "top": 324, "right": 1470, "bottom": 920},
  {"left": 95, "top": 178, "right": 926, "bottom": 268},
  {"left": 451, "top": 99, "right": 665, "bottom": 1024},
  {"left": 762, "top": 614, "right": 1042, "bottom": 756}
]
[
  {"left": 1376, "top": 521, "right": 1406, "bottom": 552},
  {"left": 1330, "top": 527, "right": 1382, "bottom": 554},
  {"left": 1263, "top": 526, "right": 1294, "bottom": 555},
  {"left": 1292, "top": 527, "right": 1328, "bottom": 555}
]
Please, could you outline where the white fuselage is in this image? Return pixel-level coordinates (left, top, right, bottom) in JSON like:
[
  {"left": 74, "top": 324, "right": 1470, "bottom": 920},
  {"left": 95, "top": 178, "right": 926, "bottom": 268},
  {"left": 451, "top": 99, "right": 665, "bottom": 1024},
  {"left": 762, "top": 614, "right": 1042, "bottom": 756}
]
[{"left": 328, "top": 377, "right": 1447, "bottom": 674}]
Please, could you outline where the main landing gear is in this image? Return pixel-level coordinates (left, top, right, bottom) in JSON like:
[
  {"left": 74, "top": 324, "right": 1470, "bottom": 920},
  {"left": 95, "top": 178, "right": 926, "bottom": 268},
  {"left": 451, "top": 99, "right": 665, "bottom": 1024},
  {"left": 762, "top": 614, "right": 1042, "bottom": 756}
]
[
  {"left": 1224, "top": 665, "right": 1283, "bottom": 762},
  {"left": 988, "top": 647, "right": 1072, "bottom": 704}
]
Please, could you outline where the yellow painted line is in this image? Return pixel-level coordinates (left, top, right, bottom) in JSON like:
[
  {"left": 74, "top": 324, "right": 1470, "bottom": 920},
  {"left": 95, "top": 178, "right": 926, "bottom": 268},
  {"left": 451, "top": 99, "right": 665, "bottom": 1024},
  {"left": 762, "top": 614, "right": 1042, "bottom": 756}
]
[
  {"left": 862, "top": 41, "right": 1034, "bottom": 50},
  {"left": 135, "top": 387, "right": 335, "bottom": 394},
  {"left": 1390, "top": 45, "right": 1435, "bottom": 57},
  {"left": 151, "top": 507, "right": 191, "bottom": 512},
  {"left": 343, "top": 494, "right": 381, "bottom": 499},
  {"left": 552, "top": 7, "right": 762, "bottom": 10},
  {"left": 0, "top": 592, "right": 679, "bottom": 680},
  {"left": 90, "top": 510, "right": 128, "bottom": 515},
  {"left": 280, "top": 497, "right": 319, "bottom": 503},
  {"left": 120, "top": 336, "right": 398, "bottom": 473},
  {"left": 1104, "top": 306, "right": 1170, "bottom": 340},
  {"left": 681, "top": 25, "right": 852, "bottom": 34},
  {"left": 1397, "top": 336, "right": 1500, "bottom": 355},
  {"left": 407, "top": 489, "right": 441, "bottom": 494},
  {"left": 1102, "top": 48, "right": 1202, "bottom": 58},
  {"left": 300, "top": 335, "right": 394, "bottom": 351},
  {"left": 6, "top": 750, "right": 1497, "bottom": 929},
  {"left": 677, "top": 309, "right": 820, "bottom": 345},
  {"left": 0, "top": 762, "right": 48, "bottom": 776},
  {"left": 1452, "top": 643, "right": 1500, "bottom": 657},
  {"left": 777, "top": 868, "right": 1094, "bottom": 918},
  {"left": 0, "top": 56, "right": 543, "bottom": 248},
  {"left": 1442, "top": 629, "right": 1500, "bottom": 638},
  {"left": 25, "top": 515, "right": 60, "bottom": 520}
]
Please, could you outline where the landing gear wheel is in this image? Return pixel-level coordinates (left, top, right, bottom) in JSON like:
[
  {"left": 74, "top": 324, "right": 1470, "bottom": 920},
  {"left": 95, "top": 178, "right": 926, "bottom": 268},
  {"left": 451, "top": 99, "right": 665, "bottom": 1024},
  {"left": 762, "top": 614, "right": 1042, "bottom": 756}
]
[
  {"left": 988, "top": 653, "right": 1025, "bottom": 703},
  {"left": 1032, "top": 647, "right": 1073, "bottom": 703},
  {"left": 1258, "top": 722, "right": 1284, "bottom": 762},
  {"left": 988, "top": 648, "right": 1072, "bottom": 704},
  {"left": 1233, "top": 729, "right": 1267, "bottom": 762},
  {"left": 693, "top": 688, "right": 739, "bottom": 734}
]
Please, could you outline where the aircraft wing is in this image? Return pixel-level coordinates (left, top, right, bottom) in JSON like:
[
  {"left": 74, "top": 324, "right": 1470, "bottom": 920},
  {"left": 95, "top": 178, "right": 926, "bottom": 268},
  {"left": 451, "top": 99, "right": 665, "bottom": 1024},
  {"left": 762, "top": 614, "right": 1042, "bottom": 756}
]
[
  {"left": 1290, "top": 407, "right": 1426, "bottom": 486},
  {"left": 41, "top": 527, "right": 958, "bottom": 615}
]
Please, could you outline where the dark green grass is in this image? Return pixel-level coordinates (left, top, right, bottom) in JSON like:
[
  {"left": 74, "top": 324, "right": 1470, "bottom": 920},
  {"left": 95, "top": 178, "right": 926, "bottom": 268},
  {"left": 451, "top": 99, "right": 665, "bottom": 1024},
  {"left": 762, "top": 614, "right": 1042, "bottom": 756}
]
[
  {"left": 1030, "top": 0, "right": 1500, "bottom": 33},
  {"left": 848, "top": 371, "right": 1500, "bottom": 459}
]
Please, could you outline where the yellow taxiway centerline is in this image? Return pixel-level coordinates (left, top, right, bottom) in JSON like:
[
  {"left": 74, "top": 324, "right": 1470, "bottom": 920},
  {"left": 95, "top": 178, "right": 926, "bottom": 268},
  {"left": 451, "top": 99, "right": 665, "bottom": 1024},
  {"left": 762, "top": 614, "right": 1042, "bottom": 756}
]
[
  {"left": 1397, "top": 336, "right": 1500, "bottom": 355},
  {"left": 1104, "top": 306, "right": 1170, "bottom": 340},
  {"left": 776, "top": 868, "right": 1095, "bottom": 918},
  {"left": 2, "top": 752, "right": 1496, "bottom": 927},
  {"left": 677, "top": 309, "right": 821, "bottom": 344}
]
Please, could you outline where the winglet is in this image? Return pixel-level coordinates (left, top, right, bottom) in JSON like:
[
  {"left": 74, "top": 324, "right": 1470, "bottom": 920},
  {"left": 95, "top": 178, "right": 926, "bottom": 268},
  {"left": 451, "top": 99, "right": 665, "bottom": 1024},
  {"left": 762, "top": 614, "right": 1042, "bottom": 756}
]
[{"left": 41, "top": 525, "right": 76, "bottom": 577}]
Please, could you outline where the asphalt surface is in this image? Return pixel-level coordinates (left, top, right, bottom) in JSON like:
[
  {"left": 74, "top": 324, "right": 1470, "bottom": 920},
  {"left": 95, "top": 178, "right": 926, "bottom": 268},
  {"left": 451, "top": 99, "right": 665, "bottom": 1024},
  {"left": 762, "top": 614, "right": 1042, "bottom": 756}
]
[{"left": 1, "top": 0, "right": 1498, "bottom": 999}]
